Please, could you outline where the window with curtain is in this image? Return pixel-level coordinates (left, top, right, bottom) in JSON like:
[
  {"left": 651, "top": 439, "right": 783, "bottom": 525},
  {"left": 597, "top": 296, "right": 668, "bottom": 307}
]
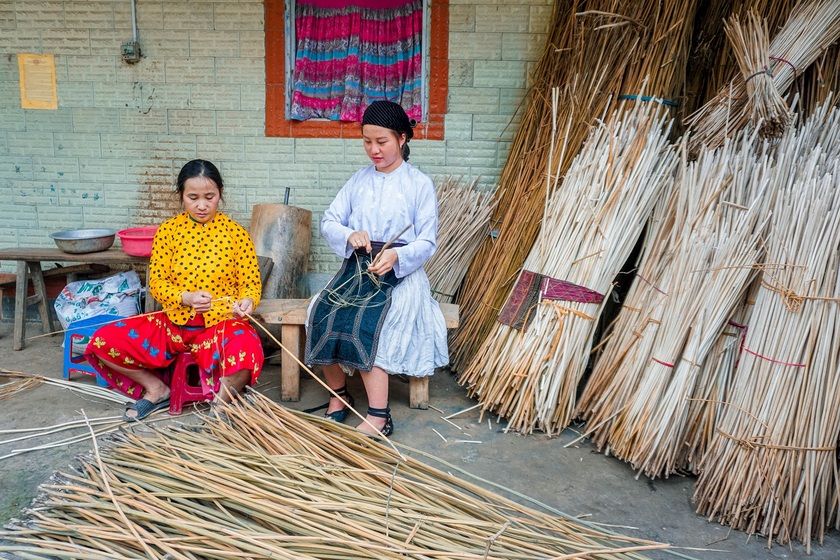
[{"left": 289, "top": 0, "right": 424, "bottom": 122}]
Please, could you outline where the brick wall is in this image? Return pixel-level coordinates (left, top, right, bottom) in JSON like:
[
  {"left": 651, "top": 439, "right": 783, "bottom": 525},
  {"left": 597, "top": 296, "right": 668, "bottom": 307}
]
[{"left": 0, "top": 0, "right": 551, "bottom": 274}]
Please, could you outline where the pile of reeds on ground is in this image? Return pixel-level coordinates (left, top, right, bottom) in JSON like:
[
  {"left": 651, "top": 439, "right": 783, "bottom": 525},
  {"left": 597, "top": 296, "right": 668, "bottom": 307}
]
[{"left": 0, "top": 390, "right": 668, "bottom": 559}]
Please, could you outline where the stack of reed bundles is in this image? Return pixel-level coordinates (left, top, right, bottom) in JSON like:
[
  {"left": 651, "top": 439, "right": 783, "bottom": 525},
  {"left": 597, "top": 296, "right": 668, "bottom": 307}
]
[
  {"left": 450, "top": 0, "right": 686, "bottom": 373},
  {"left": 458, "top": 92, "right": 678, "bottom": 435},
  {"left": 425, "top": 176, "right": 496, "bottom": 304},
  {"left": 575, "top": 129, "right": 773, "bottom": 478},
  {"left": 684, "top": 0, "right": 840, "bottom": 156},
  {"left": 0, "top": 391, "right": 669, "bottom": 559},
  {"left": 693, "top": 100, "right": 840, "bottom": 553}
]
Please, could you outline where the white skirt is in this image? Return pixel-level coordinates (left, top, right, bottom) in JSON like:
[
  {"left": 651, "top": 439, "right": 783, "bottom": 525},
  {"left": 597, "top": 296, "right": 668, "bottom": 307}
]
[{"left": 306, "top": 267, "right": 449, "bottom": 377}]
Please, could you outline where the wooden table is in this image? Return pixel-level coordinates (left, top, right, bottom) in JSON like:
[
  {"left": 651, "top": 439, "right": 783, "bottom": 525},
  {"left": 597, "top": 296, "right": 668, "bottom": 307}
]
[{"left": 0, "top": 247, "right": 151, "bottom": 350}]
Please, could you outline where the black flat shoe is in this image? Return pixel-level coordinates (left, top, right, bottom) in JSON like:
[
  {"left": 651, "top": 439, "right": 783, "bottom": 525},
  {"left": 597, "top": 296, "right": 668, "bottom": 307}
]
[
  {"left": 303, "top": 385, "right": 354, "bottom": 423},
  {"left": 366, "top": 405, "right": 393, "bottom": 437}
]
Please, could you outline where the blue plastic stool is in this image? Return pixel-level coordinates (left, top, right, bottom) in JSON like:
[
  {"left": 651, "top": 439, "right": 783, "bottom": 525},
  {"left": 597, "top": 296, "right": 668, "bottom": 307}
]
[{"left": 63, "top": 315, "right": 127, "bottom": 388}]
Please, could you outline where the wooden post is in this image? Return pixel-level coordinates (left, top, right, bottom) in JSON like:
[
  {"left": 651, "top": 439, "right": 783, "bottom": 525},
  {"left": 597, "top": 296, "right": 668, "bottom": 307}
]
[
  {"left": 280, "top": 324, "right": 301, "bottom": 401},
  {"left": 250, "top": 203, "right": 312, "bottom": 299},
  {"left": 409, "top": 377, "right": 429, "bottom": 409}
]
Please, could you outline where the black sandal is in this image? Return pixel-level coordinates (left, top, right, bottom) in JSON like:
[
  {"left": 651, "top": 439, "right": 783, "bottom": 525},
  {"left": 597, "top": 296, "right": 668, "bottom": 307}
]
[
  {"left": 366, "top": 405, "right": 393, "bottom": 437},
  {"left": 303, "top": 385, "right": 354, "bottom": 423}
]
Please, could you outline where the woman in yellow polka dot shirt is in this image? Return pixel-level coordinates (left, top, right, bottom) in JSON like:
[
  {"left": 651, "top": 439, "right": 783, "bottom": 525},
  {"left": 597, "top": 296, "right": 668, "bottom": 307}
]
[{"left": 85, "top": 159, "right": 264, "bottom": 421}]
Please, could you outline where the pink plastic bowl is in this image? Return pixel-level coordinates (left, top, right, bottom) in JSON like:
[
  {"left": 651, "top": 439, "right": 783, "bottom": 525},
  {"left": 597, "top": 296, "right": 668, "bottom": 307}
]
[{"left": 117, "top": 226, "right": 159, "bottom": 257}]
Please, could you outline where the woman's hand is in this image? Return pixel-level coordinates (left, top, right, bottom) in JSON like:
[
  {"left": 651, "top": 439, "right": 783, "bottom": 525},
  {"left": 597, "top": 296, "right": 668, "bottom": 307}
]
[
  {"left": 368, "top": 248, "right": 398, "bottom": 276},
  {"left": 182, "top": 290, "right": 213, "bottom": 313},
  {"left": 348, "top": 230, "right": 371, "bottom": 253},
  {"left": 232, "top": 298, "right": 254, "bottom": 318}
]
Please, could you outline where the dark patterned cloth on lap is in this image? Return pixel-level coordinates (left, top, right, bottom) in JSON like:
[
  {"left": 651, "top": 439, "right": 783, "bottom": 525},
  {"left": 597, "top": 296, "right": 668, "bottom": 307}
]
[{"left": 305, "top": 242, "right": 403, "bottom": 371}]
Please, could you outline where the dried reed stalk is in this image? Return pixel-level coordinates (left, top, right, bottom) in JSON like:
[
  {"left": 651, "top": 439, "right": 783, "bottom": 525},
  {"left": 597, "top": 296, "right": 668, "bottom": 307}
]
[
  {"left": 0, "top": 369, "right": 131, "bottom": 404},
  {"left": 458, "top": 92, "right": 677, "bottom": 435},
  {"left": 0, "top": 390, "right": 668, "bottom": 559},
  {"left": 676, "top": 279, "right": 759, "bottom": 473},
  {"left": 576, "top": 128, "right": 771, "bottom": 471},
  {"left": 0, "top": 374, "right": 40, "bottom": 401},
  {"left": 693, "top": 101, "right": 840, "bottom": 552},
  {"left": 425, "top": 177, "right": 496, "bottom": 304},
  {"left": 684, "top": 0, "right": 840, "bottom": 156},
  {"left": 798, "top": 45, "right": 840, "bottom": 119}
]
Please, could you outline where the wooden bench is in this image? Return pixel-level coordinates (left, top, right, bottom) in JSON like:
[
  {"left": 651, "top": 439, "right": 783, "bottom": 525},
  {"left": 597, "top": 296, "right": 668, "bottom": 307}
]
[{"left": 253, "top": 298, "right": 459, "bottom": 409}]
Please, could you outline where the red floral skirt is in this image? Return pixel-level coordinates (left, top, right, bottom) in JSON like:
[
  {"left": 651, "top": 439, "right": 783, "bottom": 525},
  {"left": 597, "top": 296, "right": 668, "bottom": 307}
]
[{"left": 84, "top": 313, "right": 263, "bottom": 400}]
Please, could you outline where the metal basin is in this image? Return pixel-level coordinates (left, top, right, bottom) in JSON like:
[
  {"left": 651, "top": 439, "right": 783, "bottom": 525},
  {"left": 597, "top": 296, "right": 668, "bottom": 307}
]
[{"left": 49, "top": 228, "right": 117, "bottom": 254}]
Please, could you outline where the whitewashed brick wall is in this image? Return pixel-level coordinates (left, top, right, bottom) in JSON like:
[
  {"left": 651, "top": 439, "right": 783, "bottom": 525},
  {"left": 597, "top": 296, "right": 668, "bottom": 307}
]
[{"left": 0, "top": 0, "right": 551, "bottom": 274}]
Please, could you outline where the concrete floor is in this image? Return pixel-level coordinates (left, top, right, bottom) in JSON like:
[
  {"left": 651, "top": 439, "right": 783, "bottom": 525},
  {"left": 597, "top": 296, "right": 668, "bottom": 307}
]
[{"left": 1, "top": 323, "right": 839, "bottom": 559}]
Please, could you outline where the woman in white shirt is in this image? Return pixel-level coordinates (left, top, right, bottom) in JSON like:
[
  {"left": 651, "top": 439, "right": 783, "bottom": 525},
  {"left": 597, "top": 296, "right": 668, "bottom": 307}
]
[{"left": 305, "top": 101, "right": 449, "bottom": 437}]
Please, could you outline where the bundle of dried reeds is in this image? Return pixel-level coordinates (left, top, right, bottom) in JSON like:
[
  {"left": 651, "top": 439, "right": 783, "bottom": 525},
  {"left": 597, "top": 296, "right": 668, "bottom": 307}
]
[
  {"left": 450, "top": 0, "right": 677, "bottom": 372},
  {"left": 425, "top": 176, "right": 496, "bottom": 304},
  {"left": 576, "top": 129, "right": 771, "bottom": 470},
  {"left": 693, "top": 101, "right": 840, "bottom": 552},
  {"left": 725, "top": 10, "right": 792, "bottom": 138},
  {"left": 684, "top": 0, "right": 799, "bottom": 118},
  {"left": 458, "top": 92, "right": 678, "bottom": 435},
  {"left": 0, "top": 391, "right": 669, "bottom": 559},
  {"left": 684, "top": 0, "right": 840, "bottom": 155}
]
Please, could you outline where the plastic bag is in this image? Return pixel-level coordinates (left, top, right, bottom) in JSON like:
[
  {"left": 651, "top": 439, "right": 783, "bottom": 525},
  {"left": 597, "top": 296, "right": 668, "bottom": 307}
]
[{"left": 54, "top": 271, "right": 142, "bottom": 329}]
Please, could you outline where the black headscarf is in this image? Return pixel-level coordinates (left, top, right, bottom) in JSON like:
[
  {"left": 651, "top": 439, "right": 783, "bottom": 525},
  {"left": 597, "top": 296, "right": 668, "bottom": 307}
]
[{"left": 362, "top": 101, "right": 417, "bottom": 161}]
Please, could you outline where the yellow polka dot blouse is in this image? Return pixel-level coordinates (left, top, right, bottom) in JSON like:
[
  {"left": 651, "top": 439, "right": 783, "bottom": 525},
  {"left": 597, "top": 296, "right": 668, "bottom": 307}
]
[{"left": 149, "top": 212, "right": 262, "bottom": 327}]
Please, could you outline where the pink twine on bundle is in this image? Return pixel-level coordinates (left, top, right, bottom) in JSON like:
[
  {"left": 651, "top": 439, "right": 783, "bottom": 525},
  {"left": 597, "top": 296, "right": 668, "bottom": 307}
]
[
  {"left": 769, "top": 56, "right": 797, "bottom": 81},
  {"left": 651, "top": 357, "right": 674, "bottom": 368},
  {"left": 743, "top": 347, "right": 806, "bottom": 368},
  {"left": 634, "top": 273, "right": 668, "bottom": 296}
]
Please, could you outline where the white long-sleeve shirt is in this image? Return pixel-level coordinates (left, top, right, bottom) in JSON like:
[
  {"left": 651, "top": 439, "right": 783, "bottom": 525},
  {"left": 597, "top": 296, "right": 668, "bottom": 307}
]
[{"left": 321, "top": 161, "right": 438, "bottom": 278}]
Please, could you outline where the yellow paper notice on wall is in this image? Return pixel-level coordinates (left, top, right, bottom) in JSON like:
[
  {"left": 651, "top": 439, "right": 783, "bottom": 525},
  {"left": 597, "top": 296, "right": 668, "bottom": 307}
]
[{"left": 18, "top": 53, "right": 58, "bottom": 110}]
